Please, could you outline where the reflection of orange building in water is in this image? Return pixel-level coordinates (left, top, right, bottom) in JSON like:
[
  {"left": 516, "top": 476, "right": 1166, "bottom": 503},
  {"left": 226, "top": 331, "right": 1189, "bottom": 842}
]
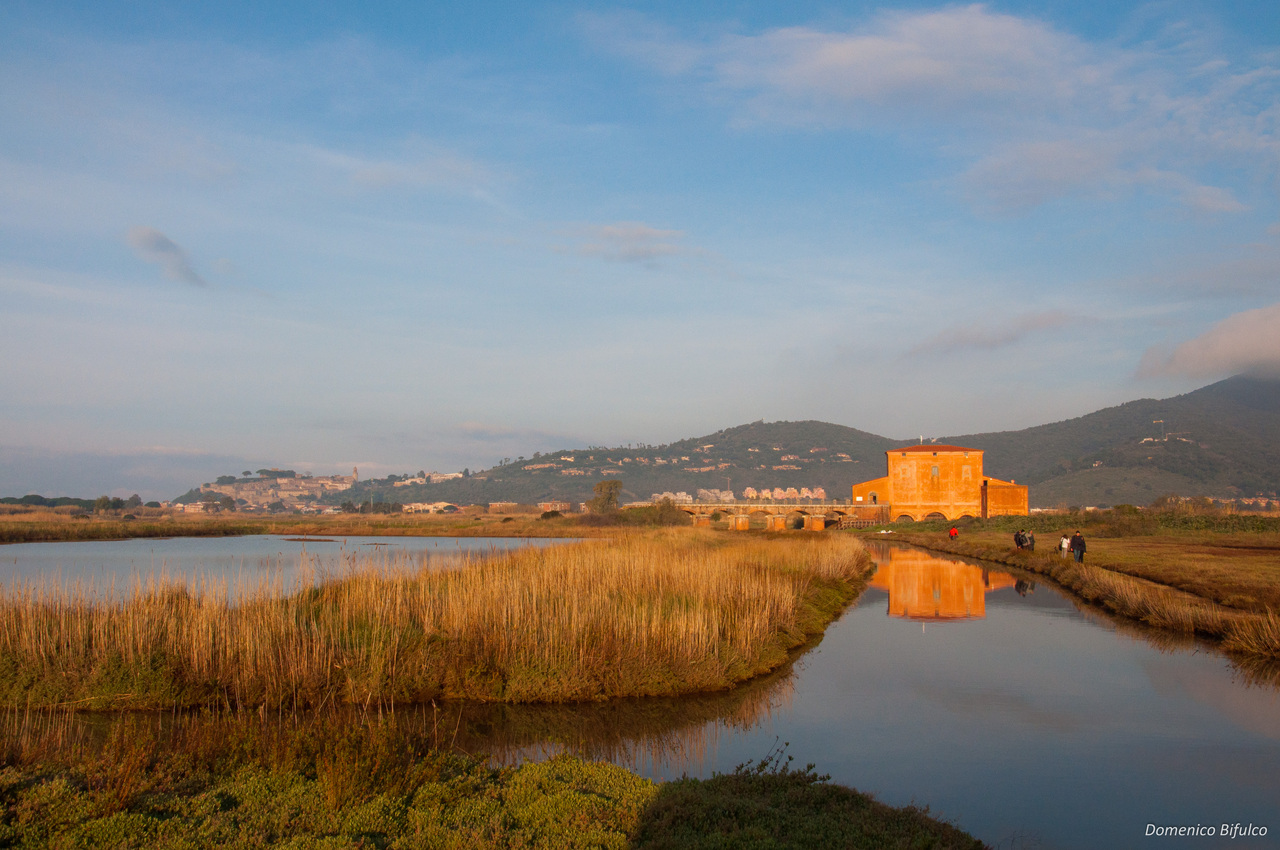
[
  {"left": 869, "top": 547, "right": 1018, "bottom": 620},
  {"left": 850, "top": 444, "right": 1028, "bottom": 522}
]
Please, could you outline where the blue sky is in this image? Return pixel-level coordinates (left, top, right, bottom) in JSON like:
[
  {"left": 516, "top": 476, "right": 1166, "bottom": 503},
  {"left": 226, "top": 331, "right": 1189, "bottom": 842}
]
[{"left": 3, "top": 1, "right": 1279, "bottom": 498}]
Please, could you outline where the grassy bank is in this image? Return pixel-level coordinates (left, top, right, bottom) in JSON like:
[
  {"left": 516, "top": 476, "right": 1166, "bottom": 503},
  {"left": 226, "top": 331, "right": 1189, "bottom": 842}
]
[
  {"left": 889, "top": 530, "right": 1280, "bottom": 658},
  {"left": 0, "top": 509, "right": 610, "bottom": 545},
  {"left": 0, "top": 710, "right": 985, "bottom": 848},
  {"left": 0, "top": 531, "right": 873, "bottom": 710}
]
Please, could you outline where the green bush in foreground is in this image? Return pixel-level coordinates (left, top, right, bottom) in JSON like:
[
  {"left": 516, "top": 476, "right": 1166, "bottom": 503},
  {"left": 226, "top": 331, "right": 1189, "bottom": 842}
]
[
  {"left": 0, "top": 714, "right": 986, "bottom": 849},
  {"left": 0, "top": 754, "right": 654, "bottom": 849},
  {"left": 633, "top": 749, "right": 985, "bottom": 850},
  {"left": 0, "top": 755, "right": 985, "bottom": 849}
]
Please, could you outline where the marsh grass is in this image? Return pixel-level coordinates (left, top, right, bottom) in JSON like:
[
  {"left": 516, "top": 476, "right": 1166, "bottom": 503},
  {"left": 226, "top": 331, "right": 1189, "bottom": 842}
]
[
  {"left": 0, "top": 531, "right": 872, "bottom": 710},
  {"left": 1222, "top": 609, "right": 1280, "bottom": 658}
]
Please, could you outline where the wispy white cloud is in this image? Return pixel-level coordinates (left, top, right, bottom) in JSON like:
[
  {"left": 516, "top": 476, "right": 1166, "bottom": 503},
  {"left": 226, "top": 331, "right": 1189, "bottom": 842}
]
[
  {"left": 306, "top": 142, "right": 501, "bottom": 200},
  {"left": 960, "top": 143, "right": 1251, "bottom": 214},
  {"left": 1137, "top": 302, "right": 1280, "bottom": 379},
  {"left": 587, "top": 5, "right": 1277, "bottom": 213},
  {"left": 907, "top": 310, "right": 1071, "bottom": 356},
  {"left": 584, "top": 6, "right": 1107, "bottom": 123},
  {"left": 566, "top": 221, "right": 691, "bottom": 263},
  {"left": 126, "top": 226, "right": 208, "bottom": 286}
]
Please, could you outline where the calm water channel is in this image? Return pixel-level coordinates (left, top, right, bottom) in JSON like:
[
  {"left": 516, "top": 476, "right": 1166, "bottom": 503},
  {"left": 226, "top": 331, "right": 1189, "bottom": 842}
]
[{"left": 4, "top": 537, "right": 1277, "bottom": 848}]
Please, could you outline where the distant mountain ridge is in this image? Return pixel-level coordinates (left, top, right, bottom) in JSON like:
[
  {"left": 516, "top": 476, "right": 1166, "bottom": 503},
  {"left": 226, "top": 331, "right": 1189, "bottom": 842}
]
[
  {"left": 942, "top": 375, "right": 1280, "bottom": 506},
  {"left": 329, "top": 375, "right": 1280, "bottom": 509}
]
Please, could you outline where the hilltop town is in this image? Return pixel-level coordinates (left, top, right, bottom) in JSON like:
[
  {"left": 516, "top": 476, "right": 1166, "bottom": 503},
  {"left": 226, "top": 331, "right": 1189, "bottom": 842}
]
[{"left": 177, "top": 469, "right": 359, "bottom": 513}]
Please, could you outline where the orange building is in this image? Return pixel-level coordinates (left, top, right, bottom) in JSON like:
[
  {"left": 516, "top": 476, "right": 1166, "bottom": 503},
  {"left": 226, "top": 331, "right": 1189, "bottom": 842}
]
[{"left": 850, "top": 444, "right": 1027, "bottom": 522}]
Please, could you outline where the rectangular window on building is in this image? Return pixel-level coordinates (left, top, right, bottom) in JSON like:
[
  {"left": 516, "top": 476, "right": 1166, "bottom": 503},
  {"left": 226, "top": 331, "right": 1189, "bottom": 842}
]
[{"left": 931, "top": 465, "right": 939, "bottom": 477}]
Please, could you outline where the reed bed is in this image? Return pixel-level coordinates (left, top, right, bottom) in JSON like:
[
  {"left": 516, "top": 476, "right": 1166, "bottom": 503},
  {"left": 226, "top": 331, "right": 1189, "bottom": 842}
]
[{"left": 0, "top": 531, "right": 872, "bottom": 710}]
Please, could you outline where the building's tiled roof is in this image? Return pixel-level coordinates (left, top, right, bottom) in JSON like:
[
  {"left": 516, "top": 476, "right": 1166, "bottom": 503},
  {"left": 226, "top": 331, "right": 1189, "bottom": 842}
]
[{"left": 889, "top": 444, "right": 979, "bottom": 453}]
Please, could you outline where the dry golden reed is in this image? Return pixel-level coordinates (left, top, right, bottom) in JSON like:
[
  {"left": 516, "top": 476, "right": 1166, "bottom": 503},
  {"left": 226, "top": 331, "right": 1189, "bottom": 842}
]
[{"left": 0, "top": 531, "right": 871, "bottom": 710}]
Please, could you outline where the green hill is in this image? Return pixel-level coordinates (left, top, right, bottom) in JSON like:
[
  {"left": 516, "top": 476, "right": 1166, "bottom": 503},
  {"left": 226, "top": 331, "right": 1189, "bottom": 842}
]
[
  {"left": 340, "top": 421, "right": 897, "bottom": 507},
  {"left": 310, "top": 375, "right": 1280, "bottom": 509},
  {"left": 942, "top": 375, "right": 1280, "bottom": 505}
]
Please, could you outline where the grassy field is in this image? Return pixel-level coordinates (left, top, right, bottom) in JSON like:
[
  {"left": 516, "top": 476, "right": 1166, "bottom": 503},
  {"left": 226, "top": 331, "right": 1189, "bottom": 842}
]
[
  {"left": 0, "top": 709, "right": 985, "bottom": 849},
  {"left": 0, "top": 531, "right": 873, "bottom": 710},
  {"left": 888, "top": 518, "right": 1280, "bottom": 660}
]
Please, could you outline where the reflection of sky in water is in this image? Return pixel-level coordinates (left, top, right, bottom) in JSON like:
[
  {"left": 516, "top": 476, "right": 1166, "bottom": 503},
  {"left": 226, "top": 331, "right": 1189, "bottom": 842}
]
[{"left": 0, "top": 535, "right": 568, "bottom": 597}]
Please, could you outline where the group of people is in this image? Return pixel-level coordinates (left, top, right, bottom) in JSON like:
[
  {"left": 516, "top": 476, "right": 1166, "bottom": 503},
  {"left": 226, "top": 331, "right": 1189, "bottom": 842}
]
[
  {"left": 1060, "top": 531, "right": 1086, "bottom": 562},
  {"left": 1013, "top": 529, "right": 1087, "bottom": 562}
]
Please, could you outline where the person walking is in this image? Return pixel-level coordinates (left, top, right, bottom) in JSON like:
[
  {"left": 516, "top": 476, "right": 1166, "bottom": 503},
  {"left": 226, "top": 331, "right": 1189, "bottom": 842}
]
[
  {"left": 1027, "top": 531, "right": 1036, "bottom": 551},
  {"left": 949, "top": 526, "right": 958, "bottom": 540},
  {"left": 1070, "top": 531, "right": 1086, "bottom": 563},
  {"left": 1059, "top": 534, "right": 1070, "bottom": 558}
]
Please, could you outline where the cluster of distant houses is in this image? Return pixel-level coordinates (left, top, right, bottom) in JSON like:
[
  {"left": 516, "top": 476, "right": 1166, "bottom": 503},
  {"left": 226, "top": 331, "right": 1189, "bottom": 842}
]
[
  {"left": 742, "top": 486, "right": 828, "bottom": 501},
  {"left": 392, "top": 472, "right": 464, "bottom": 486},
  {"left": 648, "top": 487, "right": 829, "bottom": 504}
]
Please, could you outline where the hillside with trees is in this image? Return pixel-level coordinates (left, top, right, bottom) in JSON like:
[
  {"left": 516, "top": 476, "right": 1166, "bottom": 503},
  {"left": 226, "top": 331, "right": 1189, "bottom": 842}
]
[{"left": 943, "top": 375, "right": 1280, "bottom": 505}]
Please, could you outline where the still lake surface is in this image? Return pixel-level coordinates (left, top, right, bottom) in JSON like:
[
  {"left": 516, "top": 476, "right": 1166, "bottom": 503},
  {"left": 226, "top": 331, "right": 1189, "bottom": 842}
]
[
  {"left": 3, "top": 536, "right": 1277, "bottom": 848},
  {"left": 0, "top": 534, "right": 566, "bottom": 596}
]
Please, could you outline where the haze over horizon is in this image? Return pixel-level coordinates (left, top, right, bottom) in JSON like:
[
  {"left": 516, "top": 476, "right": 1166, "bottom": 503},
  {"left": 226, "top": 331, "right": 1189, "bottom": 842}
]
[{"left": 4, "top": 1, "right": 1280, "bottom": 499}]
